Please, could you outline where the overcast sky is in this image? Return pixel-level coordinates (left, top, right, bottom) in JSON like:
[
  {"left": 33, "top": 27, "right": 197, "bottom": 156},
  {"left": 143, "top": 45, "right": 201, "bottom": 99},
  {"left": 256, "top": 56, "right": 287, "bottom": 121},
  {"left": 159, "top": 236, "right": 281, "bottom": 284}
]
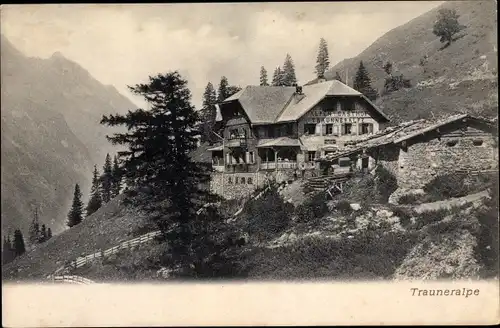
[{"left": 1, "top": 2, "right": 442, "bottom": 109}]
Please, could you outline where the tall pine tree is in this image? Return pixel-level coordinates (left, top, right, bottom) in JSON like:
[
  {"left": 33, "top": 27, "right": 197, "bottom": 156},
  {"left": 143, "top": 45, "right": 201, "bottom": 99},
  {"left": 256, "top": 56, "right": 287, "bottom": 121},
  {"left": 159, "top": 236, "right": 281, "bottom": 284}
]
[
  {"left": 200, "top": 82, "right": 218, "bottom": 144},
  {"left": 28, "top": 207, "right": 40, "bottom": 246},
  {"left": 217, "top": 76, "right": 229, "bottom": 102},
  {"left": 100, "top": 71, "right": 235, "bottom": 277},
  {"left": 111, "top": 155, "right": 122, "bottom": 197},
  {"left": 101, "top": 154, "right": 113, "bottom": 203},
  {"left": 86, "top": 165, "right": 102, "bottom": 217},
  {"left": 67, "top": 183, "right": 84, "bottom": 228},
  {"left": 315, "top": 38, "right": 330, "bottom": 79},
  {"left": 281, "top": 54, "right": 297, "bottom": 86},
  {"left": 40, "top": 224, "right": 47, "bottom": 243},
  {"left": 259, "top": 66, "right": 268, "bottom": 86},
  {"left": 272, "top": 66, "right": 284, "bottom": 86},
  {"left": 13, "top": 229, "right": 26, "bottom": 257},
  {"left": 2, "top": 235, "right": 15, "bottom": 264},
  {"left": 353, "top": 61, "right": 378, "bottom": 101},
  {"left": 47, "top": 228, "right": 53, "bottom": 240}
]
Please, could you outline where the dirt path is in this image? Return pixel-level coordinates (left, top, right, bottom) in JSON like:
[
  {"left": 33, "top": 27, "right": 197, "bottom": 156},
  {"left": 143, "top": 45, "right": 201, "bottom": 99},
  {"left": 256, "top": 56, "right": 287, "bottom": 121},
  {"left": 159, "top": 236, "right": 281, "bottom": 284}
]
[{"left": 414, "top": 190, "right": 489, "bottom": 213}]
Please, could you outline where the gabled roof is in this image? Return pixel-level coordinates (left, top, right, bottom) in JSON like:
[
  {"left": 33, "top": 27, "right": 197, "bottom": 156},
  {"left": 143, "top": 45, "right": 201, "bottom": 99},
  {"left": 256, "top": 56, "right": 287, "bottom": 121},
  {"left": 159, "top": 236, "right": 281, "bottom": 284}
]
[
  {"left": 318, "top": 114, "right": 496, "bottom": 162},
  {"left": 220, "top": 80, "right": 390, "bottom": 125}
]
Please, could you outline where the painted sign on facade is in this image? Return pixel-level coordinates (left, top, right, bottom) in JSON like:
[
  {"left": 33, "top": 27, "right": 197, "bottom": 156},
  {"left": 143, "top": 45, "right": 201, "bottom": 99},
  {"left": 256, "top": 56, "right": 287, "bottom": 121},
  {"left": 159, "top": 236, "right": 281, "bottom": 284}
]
[{"left": 305, "top": 109, "right": 372, "bottom": 124}]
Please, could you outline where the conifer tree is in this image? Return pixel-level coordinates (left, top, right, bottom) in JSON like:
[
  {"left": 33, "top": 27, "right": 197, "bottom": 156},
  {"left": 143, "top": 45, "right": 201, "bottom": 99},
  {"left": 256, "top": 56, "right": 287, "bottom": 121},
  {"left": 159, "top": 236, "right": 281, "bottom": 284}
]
[
  {"left": 111, "top": 155, "right": 122, "bottom": 197},
  {"left": 353, "top": 61, "right": 378, "bottom": 101},
  {"left": 226, "top": 85, "right": 242, "bottom": 98},
  {"left": 2, "top": 235, "right": 15, "bottom": 264},
  {"left": 315, "top": 37, "right": 330, "bottom": 79},
  {"left": 101, "top": 154, "right": 113, "bottom": 203},
  {"left": 334, "top": 71, "right": 344, "bottom": 83},
  {"left": 217, "top": 76, "right": 229, "bottom": 102},
  {"left": 13, "top": 229, "right": 26, "bottom": 257},
  {"left": 259, "top": 66, "right": 268, "bottom": 86},
  {"left": 86, "top": 165, "right": 103, "bottom": 216},
  {"left": 67, "top": 184, "right": 84, "bottom": 228},
  {"left": 101, "top": 71, "right": 236, "bottom": 277},
  {"left": 28, "top": 207, "right": 40, "bottom": 246},
  {"left": 281, "top": 54, "right": 297, "bottom": 86},
  {"left": 47, "top": 228, "right": 53, "bottom": 240},
  {"left": 199, "top": 82, "right": 218, "bottom": 144},
  {"left": 272, "top": 66, "right": 283, "bottom": 86},
  {"left": 40, "top": 224, "right": 47, "bottom": 243}
]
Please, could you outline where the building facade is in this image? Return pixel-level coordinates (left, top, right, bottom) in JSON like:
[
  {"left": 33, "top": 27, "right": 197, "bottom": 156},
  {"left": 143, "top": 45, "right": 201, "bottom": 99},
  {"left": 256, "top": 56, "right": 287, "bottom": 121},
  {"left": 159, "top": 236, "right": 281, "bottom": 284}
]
[{"left": 208, "top": 80, "right": 391, "bottom": 199}]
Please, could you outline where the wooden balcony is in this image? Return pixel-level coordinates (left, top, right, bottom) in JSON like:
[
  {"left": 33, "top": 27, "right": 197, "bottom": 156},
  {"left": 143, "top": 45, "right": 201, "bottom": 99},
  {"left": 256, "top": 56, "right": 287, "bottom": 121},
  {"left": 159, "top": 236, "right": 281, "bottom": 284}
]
[
  {"left": 226, "top": 137, "right": 247, "bottom": 148},
  {"left": 260, "top": 161, "right": 297, "bottom": 170}
]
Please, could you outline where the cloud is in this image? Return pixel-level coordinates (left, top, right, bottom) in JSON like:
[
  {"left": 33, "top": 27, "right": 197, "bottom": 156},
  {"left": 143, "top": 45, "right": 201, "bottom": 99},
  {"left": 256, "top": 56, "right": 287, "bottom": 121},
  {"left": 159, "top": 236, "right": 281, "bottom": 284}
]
[{"left": 1, "top": 3, "right": 442, "bottom": 109}]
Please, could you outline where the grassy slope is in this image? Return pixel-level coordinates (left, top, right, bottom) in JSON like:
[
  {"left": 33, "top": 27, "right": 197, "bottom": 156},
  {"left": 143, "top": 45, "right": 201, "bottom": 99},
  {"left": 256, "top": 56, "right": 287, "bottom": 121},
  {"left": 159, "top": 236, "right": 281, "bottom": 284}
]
[
  {"left": 2, "top": 194, "right": 152, "bottom": 281},
  {"left": 319, "top": 0, "right": 498, "bottom": 123}
]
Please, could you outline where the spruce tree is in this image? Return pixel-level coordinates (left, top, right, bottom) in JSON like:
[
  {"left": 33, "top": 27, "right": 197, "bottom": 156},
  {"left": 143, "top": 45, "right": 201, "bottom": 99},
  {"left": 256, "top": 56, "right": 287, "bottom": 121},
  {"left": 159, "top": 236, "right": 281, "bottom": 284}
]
[
  {"left": 40, "top": 224, "right": 47, "bottom": 243},
  {"left": 86, "top": 165, "right": 103, "bottom": 216},
  {"left": 259, "top": 66, "right": 268, "bottom": 86},
  {"left": 28, "top": 207, "right": 40, "bottom": 246},
  {"left": 281, "top": 54, "right": 297, "bottom": 86},
  {"left": 2, "top": 235, "right": 15, "bottom": 264},
  {"left": 353, "top": 61, "right": 378, "bottom": 101},
  {"left": 217, "top": 76, "right": 229, "bottom": 102},
  {"left": 272, "top": 66, "right": 283, "bottom": 86},
  {"left": 101, "top": 154, "right": 113, "bottom": 203},
  {"left": 47, "top": 228, "right": 53, "bottom": 240},
  {"left": 315, "top": 37, "right": 330, "bottom": 79},
  {"left": 13, "top": 229, "right": 26, "bottom": 257},
  {"left": 111, "top": 155, "right": 122, "bottom": 197},
  {"left": 226, "top": 85, "right": 242, "bottom": 98},
  {"left": 67, "top": 184, "right": 84, "bottom": 228},
  {"left": 100, "top": 71, "right": 235, "bottom": 277},
  {"left": 334, "top": 71, "right": 344, "bottom": 83},
  {"left": 199, "top": 82, "right": 218, "bottom": 144}
]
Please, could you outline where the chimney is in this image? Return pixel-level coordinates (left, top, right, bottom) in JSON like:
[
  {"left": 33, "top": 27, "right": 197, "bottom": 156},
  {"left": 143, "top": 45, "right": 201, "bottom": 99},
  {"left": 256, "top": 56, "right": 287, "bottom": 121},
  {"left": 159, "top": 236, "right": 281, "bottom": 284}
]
[{"left": 295, "top": 84, "right": 303, "bottom": 94}]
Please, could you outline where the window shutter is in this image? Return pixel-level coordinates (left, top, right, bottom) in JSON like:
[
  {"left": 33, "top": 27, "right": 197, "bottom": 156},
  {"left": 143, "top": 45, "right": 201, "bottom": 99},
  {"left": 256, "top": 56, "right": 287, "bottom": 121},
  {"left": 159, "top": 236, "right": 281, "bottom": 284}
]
[
  {"left": 322, "top": 124, "right": 327, "bottom": 135},
  {"left": 315, "top": 124, "right": 321, "bottom": 135},
  {"left": 245, "top": 152, "right": 250, "bottom": 163},
  {"left": 226, "top": 153, "right": 231, "bottom": 165},
  {"left": 369, "top": 124, "right": 374, "bottom": 133},
  {"left": 333, "top": 125, "right": 339, "bottom": 135}
]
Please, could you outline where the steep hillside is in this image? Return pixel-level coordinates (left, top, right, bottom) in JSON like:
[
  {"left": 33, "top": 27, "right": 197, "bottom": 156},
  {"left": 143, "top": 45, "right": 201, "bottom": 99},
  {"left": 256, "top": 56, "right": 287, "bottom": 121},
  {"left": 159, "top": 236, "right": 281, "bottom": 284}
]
[
  {"left": 1, "top": 194, "right": 151, "bottom": 281},
  {"left": 315, "top": 1, "right": 498, "bottom": 123},
  {"left": 1, "top": 35, "right": 136, "bottom": 236}
]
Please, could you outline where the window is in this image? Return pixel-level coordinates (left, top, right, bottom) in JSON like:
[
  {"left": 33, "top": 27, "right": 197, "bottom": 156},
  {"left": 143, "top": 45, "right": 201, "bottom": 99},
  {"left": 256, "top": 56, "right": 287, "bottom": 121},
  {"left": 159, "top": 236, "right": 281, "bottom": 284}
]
[
  {"left": 360, "top": 123, "right": 373, "bottom": 135},
  {"left": 446, "top": 140, "right": 458, "bottom": 147},
  {"left": 326, "top": 124, "right": 333, "bottom": 135},
  {"left": 473, "top": 139, "right": 484, "bottom": 146},
  {"left": 228, "top": 177, "right": 232, "bottom": 184},
  {"left": 229, "top": 129, "right": 238, "bottom": 139},
  {"left": 304, "top": 124, "right": 316, "bottom": 135},
  {"left": 341, "top": 99, "right": 355, "bottom": 111},
  {"left": 249, "top": 151, "right": 255, "bottom": 164},
  {"left": 240, "top": 177, "right": 245, "bottom": 184},
  {"left": 247, "top": 177, "right": 253, "bottom": 184},
  {"left": 234, "top": 177, "right": 238, "bottom": 184},
  {"left": 342, "top": 123, "right": 353, "bottom": 135},
  {"left": 286, "top": 123, "right": 294, "bottom": 136},
  {"left": 307, "top": 151, "right": 316, "bottom": 162}
]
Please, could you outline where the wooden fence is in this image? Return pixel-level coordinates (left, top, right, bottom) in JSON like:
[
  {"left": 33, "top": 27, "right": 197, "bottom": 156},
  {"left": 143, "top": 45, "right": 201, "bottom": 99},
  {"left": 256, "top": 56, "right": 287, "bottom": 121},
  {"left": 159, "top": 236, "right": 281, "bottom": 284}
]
[
  {"left": 48, "top": 183, "right": 280, "bottom": 279},
  {"left": 48, "top": 275, "right": 95, "bottom": 285}
]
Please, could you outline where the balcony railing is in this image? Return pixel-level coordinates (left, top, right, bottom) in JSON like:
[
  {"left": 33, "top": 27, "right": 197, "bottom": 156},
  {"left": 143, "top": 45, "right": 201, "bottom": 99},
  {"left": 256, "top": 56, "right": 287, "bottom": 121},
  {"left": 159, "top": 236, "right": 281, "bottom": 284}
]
[
  {"left": 226, "top": 137, "right": 247, "bottom": 148},
  {"left": 213, "top": 165, "right": 225, "bottom": 172},
  {"left": 260, "top": 161, "right": 297, "bottom": 170}
]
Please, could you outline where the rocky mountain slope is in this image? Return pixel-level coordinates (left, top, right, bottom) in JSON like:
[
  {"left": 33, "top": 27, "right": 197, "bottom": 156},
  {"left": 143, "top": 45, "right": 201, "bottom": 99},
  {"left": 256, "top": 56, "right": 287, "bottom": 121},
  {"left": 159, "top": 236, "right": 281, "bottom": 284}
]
[
  {"left": 313, "top": 0, "right": 498, "bottom": 123},
  {"left": 1, "top": 35, "right": 136, "bottom": 236}
]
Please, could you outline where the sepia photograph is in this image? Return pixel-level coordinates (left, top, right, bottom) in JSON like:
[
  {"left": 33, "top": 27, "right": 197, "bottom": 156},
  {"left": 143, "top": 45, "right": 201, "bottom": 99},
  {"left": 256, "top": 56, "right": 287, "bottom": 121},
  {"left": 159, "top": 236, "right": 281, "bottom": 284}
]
[{"left": 1, "top": 1, "right": 499, "bottom": 326}]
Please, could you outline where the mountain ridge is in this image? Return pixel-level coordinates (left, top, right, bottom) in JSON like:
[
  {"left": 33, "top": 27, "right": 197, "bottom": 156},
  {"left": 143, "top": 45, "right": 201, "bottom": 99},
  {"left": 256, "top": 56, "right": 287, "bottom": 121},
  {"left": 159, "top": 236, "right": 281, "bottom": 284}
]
[{"left": 1, "top": 34, "right": 136, "bottom": 237}]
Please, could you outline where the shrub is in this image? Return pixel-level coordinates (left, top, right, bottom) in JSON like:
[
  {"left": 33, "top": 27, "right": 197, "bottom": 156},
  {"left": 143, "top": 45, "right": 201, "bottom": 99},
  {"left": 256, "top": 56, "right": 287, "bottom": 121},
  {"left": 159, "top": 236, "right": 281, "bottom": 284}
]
[
  {"left": 382, "top": 74, "right": 412, "bottom": 95},
  {"left": 424, "top": 172, "right": 495, "bottom": 200},
  {"left": 374, "top": 166, "right": 398, "bottom": 203},
  {"left": 411, "top": 207, "right": 451, "bottom": 231},
  {"left": 398, "top": 193, "right": 423, "bottom": 205},
  {"left": 388, "top": 205, "right": 415, "bottom": 227},
  {"left": 241, "top": 186, "right": 294, "bottom": 242},
  {"left": 335, "top": 200, "right": 353, "bottom": 215},
  {"left": 295, "top": 192, "right": 329, "bottom": 223}
]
